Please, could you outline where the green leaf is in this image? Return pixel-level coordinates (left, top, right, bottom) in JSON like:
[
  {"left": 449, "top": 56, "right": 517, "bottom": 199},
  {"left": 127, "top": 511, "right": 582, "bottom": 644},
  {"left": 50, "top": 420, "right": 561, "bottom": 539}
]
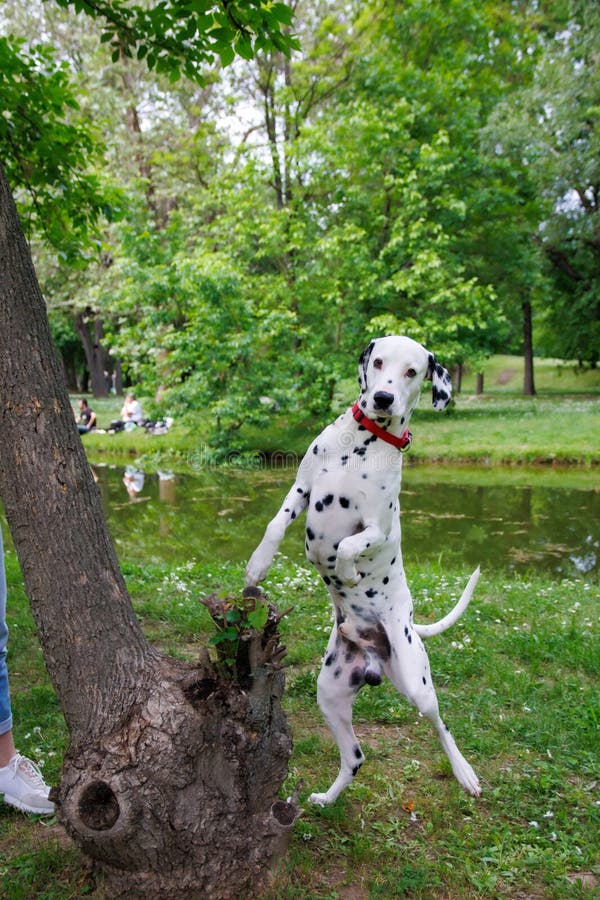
[{"left": 247, "top": 603, "right": 269, "bottom": 631}]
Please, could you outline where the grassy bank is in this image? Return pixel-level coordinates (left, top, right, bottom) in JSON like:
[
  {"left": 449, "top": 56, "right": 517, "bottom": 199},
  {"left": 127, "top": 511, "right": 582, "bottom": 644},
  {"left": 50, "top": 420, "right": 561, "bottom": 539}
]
[
  {"left": 78, "top": 394, "right": 599, "bottom": 469},
  {"left": 1, "top": 551, "right": 598, "bottom": 898}
]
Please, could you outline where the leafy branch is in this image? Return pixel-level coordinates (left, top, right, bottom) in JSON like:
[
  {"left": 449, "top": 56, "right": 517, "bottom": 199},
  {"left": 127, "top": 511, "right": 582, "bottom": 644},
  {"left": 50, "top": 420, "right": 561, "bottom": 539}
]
[{"left": 201, "top": 586, "right": 292, "bottom": 688}]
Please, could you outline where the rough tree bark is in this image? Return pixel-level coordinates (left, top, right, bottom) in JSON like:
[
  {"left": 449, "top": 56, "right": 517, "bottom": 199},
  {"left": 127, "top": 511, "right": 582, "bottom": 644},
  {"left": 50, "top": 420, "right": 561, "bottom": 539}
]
[{"left": 0, "top": 162, "right": 298, "bottom": 897}]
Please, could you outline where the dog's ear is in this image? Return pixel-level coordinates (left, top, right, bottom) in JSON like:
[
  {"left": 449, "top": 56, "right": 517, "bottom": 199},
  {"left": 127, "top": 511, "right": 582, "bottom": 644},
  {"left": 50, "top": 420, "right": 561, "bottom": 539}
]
[
  {"left": 427, "top": 353, "right": 452, "bottom": 410},
  {"left": 358, "top": 340, "right": 375, "bottom": 391}
]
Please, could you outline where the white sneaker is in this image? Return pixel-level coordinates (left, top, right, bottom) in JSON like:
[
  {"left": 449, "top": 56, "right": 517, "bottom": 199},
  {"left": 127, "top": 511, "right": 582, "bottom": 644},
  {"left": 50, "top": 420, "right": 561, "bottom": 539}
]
[{"left": 0, "top": 753, "right": 55, "bottom": 815}]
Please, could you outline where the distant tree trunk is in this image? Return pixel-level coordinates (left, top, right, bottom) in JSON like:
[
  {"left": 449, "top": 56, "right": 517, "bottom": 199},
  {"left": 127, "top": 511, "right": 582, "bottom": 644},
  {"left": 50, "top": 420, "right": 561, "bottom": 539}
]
[
  {"left": 522, "top": 300, "right": 536, "bottom": 396},
  {"left": 454, "top": 362, "right": 463, "bottom": 393},
  {"left": 476, "top": 373, "right": 484, "bottom": 395},
  {"left": 74, "top": 311, "right": 110, "bottom": 398},
  {"left": 0, "top": 163, "right": 297, "bottom": 897},
  {"left": 113, "top": 358, "right": 124, "bottom": 395}
]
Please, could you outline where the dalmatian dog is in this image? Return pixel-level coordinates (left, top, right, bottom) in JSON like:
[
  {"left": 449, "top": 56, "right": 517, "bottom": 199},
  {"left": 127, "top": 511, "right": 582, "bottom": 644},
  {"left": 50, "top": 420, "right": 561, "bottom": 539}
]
[{"left": 246, "top": 335, "right": 481, "bottom": 805}]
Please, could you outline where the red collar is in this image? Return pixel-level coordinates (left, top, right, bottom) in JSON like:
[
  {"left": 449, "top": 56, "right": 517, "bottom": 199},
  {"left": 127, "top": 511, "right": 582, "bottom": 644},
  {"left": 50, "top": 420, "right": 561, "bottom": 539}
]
[{"left": 351, "top": 402, "right": 412, "bottom": 451}]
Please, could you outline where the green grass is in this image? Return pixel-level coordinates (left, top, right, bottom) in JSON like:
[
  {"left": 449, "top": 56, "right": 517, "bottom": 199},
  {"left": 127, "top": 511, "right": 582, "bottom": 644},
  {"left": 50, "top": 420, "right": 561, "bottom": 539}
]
[
  {"left": 459, "top": 356, "right": 600, "bottom": 395},
  {"left": 1, "top": 549, "right": 598, "bottom": 898},
  {"left": 73, "top": 356, "right": 600, "bottom": 468}
]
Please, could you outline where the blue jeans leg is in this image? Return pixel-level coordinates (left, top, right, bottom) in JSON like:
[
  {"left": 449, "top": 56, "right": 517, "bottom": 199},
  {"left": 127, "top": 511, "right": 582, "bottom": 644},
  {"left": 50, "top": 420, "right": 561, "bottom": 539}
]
[{"left": 0, "top": 526, "right": 13, "bottom": 736}]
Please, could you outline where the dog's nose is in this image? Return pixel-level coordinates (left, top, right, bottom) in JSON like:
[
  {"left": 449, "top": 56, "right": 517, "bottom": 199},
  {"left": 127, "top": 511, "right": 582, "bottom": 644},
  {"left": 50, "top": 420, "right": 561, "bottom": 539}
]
[{"left": 373, "top": 391, "right": 394, "bottom": 410}]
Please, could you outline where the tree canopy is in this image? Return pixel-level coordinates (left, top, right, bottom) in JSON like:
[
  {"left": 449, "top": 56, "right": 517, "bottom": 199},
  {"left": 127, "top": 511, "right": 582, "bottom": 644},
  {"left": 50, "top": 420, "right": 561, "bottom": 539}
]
[{"left": 1, "top": 0, "right": 596, "bottom": 445}]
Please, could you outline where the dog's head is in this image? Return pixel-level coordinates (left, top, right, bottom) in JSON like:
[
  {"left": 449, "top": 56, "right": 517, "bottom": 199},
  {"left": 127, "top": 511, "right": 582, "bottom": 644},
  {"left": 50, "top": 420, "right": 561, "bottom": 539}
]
[{"left": 357, "top": 335, "right": 452, "bottom": 422}]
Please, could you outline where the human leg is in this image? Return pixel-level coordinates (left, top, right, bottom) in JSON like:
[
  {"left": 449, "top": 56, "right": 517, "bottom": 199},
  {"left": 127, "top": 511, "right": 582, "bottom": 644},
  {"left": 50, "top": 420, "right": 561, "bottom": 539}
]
[
  {"left": 0, "top": 525, "right": 13, "bottom": 749},
  {"left": 0, "top": 526, "right": 54, "bottom": 813}
]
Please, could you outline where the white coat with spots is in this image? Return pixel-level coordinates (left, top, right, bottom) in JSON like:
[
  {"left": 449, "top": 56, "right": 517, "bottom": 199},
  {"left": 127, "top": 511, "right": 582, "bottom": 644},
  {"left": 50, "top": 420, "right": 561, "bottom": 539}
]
[{"left": 246, "top": 335, "right": 481, "bottom": 805}]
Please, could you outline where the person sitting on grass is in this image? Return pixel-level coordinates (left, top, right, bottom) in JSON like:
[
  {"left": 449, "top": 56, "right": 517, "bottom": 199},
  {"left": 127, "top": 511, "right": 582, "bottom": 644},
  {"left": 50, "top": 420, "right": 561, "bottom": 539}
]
[
  {"left": 0, "top": 527, "right": 54, "bottom": 815},
  {"left": 120, "top": 393, "right": 143, "bottom": 426},
  {"left": 76, "top": 398, "right": 97, "bottom": 434},
  {"left": 109, "top": 393, "right": 144, "bottom": 432}
]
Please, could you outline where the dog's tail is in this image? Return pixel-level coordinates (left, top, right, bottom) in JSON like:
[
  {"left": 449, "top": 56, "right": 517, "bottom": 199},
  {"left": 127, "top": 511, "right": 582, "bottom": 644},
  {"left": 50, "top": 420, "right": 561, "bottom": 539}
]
[{"left": 413, "top": 566, "right": 480, "bottom": 638}]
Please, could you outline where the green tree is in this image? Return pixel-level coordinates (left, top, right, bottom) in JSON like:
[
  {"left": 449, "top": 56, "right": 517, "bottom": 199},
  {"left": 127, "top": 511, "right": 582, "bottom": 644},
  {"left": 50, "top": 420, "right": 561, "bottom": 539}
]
[{"left": 483, "top": 0, "right": 598, "bottom": 369}]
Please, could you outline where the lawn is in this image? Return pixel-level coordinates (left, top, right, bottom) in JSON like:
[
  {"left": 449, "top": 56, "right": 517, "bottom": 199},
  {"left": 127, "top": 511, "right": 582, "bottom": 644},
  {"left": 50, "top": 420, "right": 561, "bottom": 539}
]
[
  {"left": 2, "top": 354, "right": 597, "bottom": 896},
  {"left": 1, "top": 551, "right": 598, "bottom": 898},
  {"left": 74, "top": 355, "right": 600, "bottom": 468}
]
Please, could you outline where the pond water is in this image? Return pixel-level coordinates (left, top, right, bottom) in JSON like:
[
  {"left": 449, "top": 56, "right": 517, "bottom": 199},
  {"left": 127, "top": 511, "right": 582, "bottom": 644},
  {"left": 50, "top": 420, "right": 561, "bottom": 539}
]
[{"left": 91, "top": 463, "right": 598, "bottom": 578}]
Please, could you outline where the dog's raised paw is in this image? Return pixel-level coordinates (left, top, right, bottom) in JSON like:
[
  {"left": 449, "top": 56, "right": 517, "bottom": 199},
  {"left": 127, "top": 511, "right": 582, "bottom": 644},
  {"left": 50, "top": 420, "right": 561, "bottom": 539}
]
[
  {"left": 308, "top": 791, "right": 331, "bottom": 807},
  {"left": 334, "top": 562, "right": 362, "bottom": 587}
]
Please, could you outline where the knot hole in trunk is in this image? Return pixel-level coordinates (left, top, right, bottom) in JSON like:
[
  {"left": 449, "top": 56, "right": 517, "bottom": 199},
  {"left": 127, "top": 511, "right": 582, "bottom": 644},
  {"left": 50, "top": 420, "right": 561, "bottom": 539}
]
[{"left": 79, "top": 780, "right": 120, "bottom": 830}]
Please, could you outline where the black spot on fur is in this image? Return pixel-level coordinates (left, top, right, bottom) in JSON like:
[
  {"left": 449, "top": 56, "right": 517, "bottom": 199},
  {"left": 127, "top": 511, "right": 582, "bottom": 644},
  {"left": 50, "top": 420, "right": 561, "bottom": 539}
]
[
  {"left": 350, "top": 668, "right": 365, "bottom": 688},
  {"left": 339, "top": 497, "right": 350, "bottom": 508},
  {"left": 291, "top": 511, "right": 296, "bottom": 519},
  {"left": 351, "top": 764, "right": 360, "bottom": 776},
  {"left": 323, "top": 576, "right": 331, "bottom": 585},
  {"left": 353, "top": 446, "right": 367, "bottom": 457},
  {"left": 323, "top": 494, "right": 334, "bottom": 506},
  {"left": 383, "top": 576, "right": 389, "bottom": 585},
  {"left": 354, "top": 745, "right": 362, "bottom": 760},
  {"left": 325, "top": 653, "right": 336, "bottom": 667},
  {"left": 315, "top": 500, "right": 323, "bottom": 512},
  {"left": 365, "top": 588, "right": 378, "bottom": 598},
  {"left": 306, "top": 527, "right": 315, "bottom": 541},
  {"left": 432, "top": 386, "right": 449, "bottom": 405},
  {"left": 422, "top": 676, "right": 427, "bottom": 685},
  {"left": 312, "top": 444, "right": 319, "bottom": 454},
  {"left": 334, "top": 668, "right": 342, "bottom": 679}
]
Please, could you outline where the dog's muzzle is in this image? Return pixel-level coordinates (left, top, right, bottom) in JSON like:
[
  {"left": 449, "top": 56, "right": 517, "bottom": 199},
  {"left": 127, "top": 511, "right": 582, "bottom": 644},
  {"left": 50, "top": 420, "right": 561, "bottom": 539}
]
[{"left": 373, "top": 391, "right": 394, "bottom": 411}]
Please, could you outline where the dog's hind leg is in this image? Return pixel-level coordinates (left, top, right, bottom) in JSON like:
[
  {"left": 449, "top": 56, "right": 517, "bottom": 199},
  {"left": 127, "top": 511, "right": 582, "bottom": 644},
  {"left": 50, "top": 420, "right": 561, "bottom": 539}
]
[
  {"left": 383, "top": 630, "right": 481, "bottom": 797},
  {"left": 308, "top": 630, "right": 366, "bottom": 806}
]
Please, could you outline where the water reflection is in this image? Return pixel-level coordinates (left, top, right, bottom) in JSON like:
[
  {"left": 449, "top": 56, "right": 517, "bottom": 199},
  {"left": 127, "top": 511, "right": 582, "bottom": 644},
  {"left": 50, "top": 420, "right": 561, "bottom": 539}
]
[{"left": 91, "top": 464, "right": 598, "bottom": 577}]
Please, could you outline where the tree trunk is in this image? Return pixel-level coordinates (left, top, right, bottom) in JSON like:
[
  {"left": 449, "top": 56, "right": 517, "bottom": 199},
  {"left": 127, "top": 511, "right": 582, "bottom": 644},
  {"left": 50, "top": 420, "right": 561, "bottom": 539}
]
[
  {"left": 454, "top": 362, "right": 463, "bottom": 393},
  {"left": 0, "top": 163, "right": 297, "bottom": 896},
  {"left": 522, "top": 300, "right": 536, "bottom": 396},
  {"left": 475, "top": 373, "right": 484, "bottom": 395},
  {"left": 74, "top": 311, "right": 110, "bottom": 398},
  {"left": 113, "top": 357, "right": 124, "bottom": 395}
]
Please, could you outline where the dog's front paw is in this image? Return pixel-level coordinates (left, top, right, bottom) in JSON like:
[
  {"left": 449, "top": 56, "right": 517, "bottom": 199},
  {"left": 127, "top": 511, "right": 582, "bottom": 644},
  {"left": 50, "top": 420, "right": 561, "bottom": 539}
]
[
  {"left": 334, "top": 558, "right": 361, "bottom": 587},
  {"left": 308, "top": 791, "right": 332, "bottom": 807},
  {"left": 245, "top": 549, "right": 272, "bottom": 586}
]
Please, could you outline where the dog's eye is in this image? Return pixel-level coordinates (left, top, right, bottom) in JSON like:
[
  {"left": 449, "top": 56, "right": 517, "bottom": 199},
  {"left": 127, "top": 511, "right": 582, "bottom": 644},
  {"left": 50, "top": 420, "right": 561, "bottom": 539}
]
[
  {"left": 406, "top": 368, "right": 417, "bottom": 378},
  {"left": 373, "top": 358, "right": 383, "bottom": 369}
]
